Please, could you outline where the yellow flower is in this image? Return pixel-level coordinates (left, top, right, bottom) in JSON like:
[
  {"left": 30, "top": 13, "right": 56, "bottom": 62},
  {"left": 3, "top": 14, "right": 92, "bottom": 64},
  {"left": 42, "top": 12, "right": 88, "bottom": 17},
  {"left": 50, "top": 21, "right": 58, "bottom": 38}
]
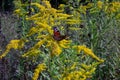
[
  {"left": 13, "top": 0, "right": 22, "bottom": 8},
  {"left": 73, "top": 45, "right": 86, "bottom": 52},
  {"left": 97, "top": 1, "right": 103, "bottom": 9},
  {"left": 22, "top": 39, "right": 45, "bottom": 58},
  {"left": 35, "top": 22, "right": 53, "bottom": 34},
  {"left": 51, "top": 41, "right": 62, "bottom": 56},
  {"left": 31, "top": 3, "right": 45, "bottom": 11},
  {"left": 73, "top": 45, "right": 104, "bottom": 62},
  {"left": 46, "top": 38, "right": 71, "bottom": 56},
  {"left": 109, "top": 7, "right": 116, "bottom": 13},
  {"left": 59, "top": 40, "right": 72, "bottom": 48},
  {"left": 27, "top": 27, "right": 39, "bottom": 37},
  {"left": 104, "top": 4, "right": 108, "bottom": 12},
  {"left": 66, "top": 19, "right": 80, "bottom": 24},
  {"left": 63, "top": 77, "right": 71, "bottom": 80},
  {"left": 62, "top": 70, "right": 87, "bottom": 80},
  {"left": 105, "top": 2, "right": 120, "bottom": 14},
  {"left": 116, "top": 13, "right": 120, "bottom": 19},
  {"left": 7, "top": 40, "right": 20, "bottom": 49},
  {"left": 112, "top": 2, "right": 120, "bottom": 11},
  {"left": 30, "top": 8, "right": 35, "bottom": 12},
  {"left": 51, "top": 39, "right": 72, "bottom": 56},
  {"left": 58, "top": 4, "right": 65, "bottom": 12},
  {"left": 0, "top": 39, "right": 27, "bottom": 59},
  {"left": 14, "top": 9, "right": 21, "bottom": 14},
  {"left": 57, "top": 13, "right": 72, "bottom": 18},
  {"left": 79, "top": 5, "right": 87, "bottom": 14},
  {"left": 60, "top": 60, "right": 101, "bottom": 80},
  {"left": 69, "top": 27, "right": 81, "bottom": 30},
  {"left": 86, "top": 3, "right": 93, "bottom": 9},
  {"left": 89, "top": 67, "right": 96, "bottom": 75},
  {"left": 43, "top": 1, "right": 51, "bottom": 8},
  {"left": 70, "top": 62, "right": 77, "bottom": 70},
  {"left": 34, "top": 40, "right": 46, "bottom": 49},
  {"left": 80, "top": 63, "right": 97, "bottom": 78},
  {"left": 81, "top": 63, "right": 91, "bottom": 69},
  {"left": 83, "top": 47, "right": 104, "bottom": 62},
  {"left": 0, "top": 49, "right": 10, "bottom": 59},
  {"left": 26, "top": 13, "right": 41, "bottom": 20},
  {"left": 32, "top": 63, "right": 47, "bottom": 80},
  {"left": 22, "top": 49, "right": 41, "bottom": 58},
  {"left": 37, "top": 35, "right": 50, "bottom": 40}
]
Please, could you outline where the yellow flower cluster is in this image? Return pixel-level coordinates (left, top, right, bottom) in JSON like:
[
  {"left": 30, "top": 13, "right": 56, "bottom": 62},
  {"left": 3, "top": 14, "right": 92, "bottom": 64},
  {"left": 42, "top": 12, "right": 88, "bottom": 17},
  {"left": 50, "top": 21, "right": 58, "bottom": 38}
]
[
  {"left": 26, "top": 2, "right": 72, "bottom": 27},
  {"left": 51, "top": 41, "right": 62, "bottom": 56},
  {"left": 96, "top": 1, "right": 120, "bottom": 14},
  {"left": 24, "top": 1, "right": 74, "bottom": 57},
  {"left": 79, "top": 3, "right": 93, "bottom": 14},
  {"left": 73, "top": 45, "right": 104, "bottom": 63},
  {"left": 61, "top": 62, "right": 100, "bottom": 80},
  {"left": 13, "top": 0, "right": 28, "bottom": 17},
  {"left": 0, "top": 39, "right": 27, "bottom": 59},
  {"left": 97, "top": 1, "right": 103, "bottom": 9},
  {"left": 78, "top": 1, "right": 120, "bottom": 16},
  {"left": 105, "top": 2, "right": 120, "bottom": 14},
  {"left": 32, "top": 63, "right": 47, "bottom": 80},
  {"left": 47, "top": 40, "right": 72, "bottom": 56},
  {"left": 2, "top": 1, "right": 74, "bottom": 60},
  {"left": 2, "top": 0, "right": 74, "bottom": 59},
  {"left": 116, "top": 13, "right": 120, "bottom": 19},
  {"left": 22, "top": 40, "right": 46, "bottom": 58}
]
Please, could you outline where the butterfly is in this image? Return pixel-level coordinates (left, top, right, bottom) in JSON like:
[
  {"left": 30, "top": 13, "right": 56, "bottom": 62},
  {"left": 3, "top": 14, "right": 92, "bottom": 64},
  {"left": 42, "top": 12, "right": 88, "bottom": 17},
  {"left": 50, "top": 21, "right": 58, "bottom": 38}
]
[{"left": 53, "top": 27, "right": 67, "bottom": 41}]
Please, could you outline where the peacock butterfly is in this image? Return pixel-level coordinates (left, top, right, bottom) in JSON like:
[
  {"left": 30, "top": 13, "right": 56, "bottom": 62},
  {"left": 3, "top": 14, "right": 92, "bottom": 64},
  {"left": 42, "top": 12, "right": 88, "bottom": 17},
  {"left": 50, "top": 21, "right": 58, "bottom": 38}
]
[{"left": 53, "top": 27, "right": 67, "bottom": 41}]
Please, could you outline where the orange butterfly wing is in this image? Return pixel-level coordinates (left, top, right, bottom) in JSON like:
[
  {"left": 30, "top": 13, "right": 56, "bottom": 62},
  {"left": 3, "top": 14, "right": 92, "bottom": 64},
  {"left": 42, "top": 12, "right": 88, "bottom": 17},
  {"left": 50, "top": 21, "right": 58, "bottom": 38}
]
[{"left": 53, "top": 27, "right": 66, "bottom": 41}]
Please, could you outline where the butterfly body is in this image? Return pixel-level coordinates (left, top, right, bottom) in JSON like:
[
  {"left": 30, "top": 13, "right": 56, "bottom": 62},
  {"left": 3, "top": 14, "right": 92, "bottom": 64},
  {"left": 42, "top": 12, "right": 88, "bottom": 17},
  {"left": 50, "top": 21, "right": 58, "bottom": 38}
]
[{"left": 53, "top": 27, "right": 67, "bottom": 41}]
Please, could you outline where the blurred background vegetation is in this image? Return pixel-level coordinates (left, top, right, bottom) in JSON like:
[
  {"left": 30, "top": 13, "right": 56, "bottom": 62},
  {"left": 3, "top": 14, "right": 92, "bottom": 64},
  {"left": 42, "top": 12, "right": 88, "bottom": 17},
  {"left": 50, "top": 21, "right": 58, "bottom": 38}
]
[{"left": 0, "top": 0, "right": 120, "bottom": 80}]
